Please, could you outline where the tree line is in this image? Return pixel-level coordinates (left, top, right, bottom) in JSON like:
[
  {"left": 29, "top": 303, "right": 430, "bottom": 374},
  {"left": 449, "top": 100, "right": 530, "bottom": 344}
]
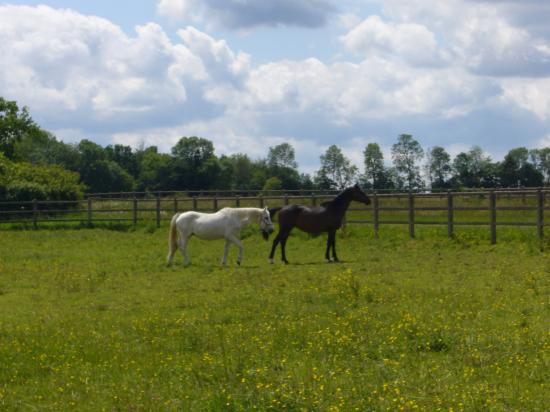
[{"left": 1, "top": 97, "right": 549, "bottom": 201}]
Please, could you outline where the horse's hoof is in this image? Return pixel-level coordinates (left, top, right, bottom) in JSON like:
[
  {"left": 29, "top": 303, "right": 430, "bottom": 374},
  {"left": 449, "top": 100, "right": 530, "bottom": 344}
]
[
  {"left": 283, "top": 260, "right": 289, "bottom": 265},
  {"left": 237, "top": 261, "right": 241, "bottom": 266},
  {"left": 269, "top": 258, "right": 274, "bottom": 264}
]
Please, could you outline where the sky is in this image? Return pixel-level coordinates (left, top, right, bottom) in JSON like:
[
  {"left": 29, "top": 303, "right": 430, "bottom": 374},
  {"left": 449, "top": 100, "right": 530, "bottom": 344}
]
[{"left": 1, "top": 0, "right": 550, "bottom": 174}]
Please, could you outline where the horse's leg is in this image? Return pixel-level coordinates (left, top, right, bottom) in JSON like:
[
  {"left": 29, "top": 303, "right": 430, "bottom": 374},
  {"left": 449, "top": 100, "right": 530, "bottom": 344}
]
[
  {"left": 280, "top": 230, "right": 291, "bottom": 264},
  {"left": 330, "top": 230, "right": 339, "bottom": 262},
  {"left": 222, "top": 239, "right": 231, "bottom": 265},
  {"left": 269, "top": 232, "right": 281, "bottom": 264},
  {"left": 325, "top": 231, "right": 333, "bottom": 262},
  {"left": 179, "top": 234, "right": 190, "bottom": 265},
  {"left": 227, "top": 234, "right": 244, "bottom": 265}
]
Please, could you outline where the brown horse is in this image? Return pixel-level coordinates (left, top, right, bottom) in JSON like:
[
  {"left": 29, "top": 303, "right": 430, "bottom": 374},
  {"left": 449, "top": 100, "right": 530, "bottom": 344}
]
[{"left": 269, "top": 184, "right": 371, "bottom": 264}]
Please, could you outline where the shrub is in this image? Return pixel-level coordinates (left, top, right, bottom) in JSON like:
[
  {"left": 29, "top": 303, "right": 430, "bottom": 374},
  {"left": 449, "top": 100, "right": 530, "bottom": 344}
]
[{"left": 0, "top": 153, "right": 85, "bottom": 202}]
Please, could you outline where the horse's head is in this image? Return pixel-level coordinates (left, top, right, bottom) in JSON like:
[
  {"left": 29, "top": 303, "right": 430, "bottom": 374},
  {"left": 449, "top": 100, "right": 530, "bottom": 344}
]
[
  {"left": 259, "top": 206, "right": 274, "bottom": 240},
  {"left": 349, "top": 183, "right": 371, "bottom": 205}
]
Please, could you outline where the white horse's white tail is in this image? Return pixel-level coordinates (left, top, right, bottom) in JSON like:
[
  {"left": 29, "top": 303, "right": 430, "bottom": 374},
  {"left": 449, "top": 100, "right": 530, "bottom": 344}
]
[{"left": 167, "top": 213, "right": 180, "bottom": 265}]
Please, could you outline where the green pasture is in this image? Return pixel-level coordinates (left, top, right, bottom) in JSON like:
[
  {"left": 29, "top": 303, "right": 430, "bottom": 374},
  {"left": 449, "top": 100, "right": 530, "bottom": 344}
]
[{"left": 0, "top": 224, "right": 548, "bottom": 411}]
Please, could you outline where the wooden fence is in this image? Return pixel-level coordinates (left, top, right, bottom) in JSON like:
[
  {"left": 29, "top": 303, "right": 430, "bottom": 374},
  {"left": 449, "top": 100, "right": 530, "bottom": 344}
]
[{"left": 1, "top": 189, "right": 548, "bottom": 244}]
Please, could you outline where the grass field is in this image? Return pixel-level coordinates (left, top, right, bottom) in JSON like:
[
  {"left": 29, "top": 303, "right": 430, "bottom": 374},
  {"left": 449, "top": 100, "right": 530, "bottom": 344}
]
[{"left": 0, "top": 224, "right": 549, "bottom": 411}]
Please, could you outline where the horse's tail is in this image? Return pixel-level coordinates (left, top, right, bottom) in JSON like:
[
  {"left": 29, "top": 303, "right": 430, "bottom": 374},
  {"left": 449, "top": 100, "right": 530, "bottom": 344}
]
[
  {"left": 167, "top": 213, "right": 180, "bottom": 265},
  {"left": 269, "top": 207, "right": 282, "bottom": 220}
]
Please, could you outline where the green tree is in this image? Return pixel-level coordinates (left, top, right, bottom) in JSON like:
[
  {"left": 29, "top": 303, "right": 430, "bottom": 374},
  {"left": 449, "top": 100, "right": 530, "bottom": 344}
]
[
  {"left": 363, "top": 143, "right": 387, "bottom": 189},
  {"left": 249, "top": 159, "right": 270, "bottom": 190},
  {"left": 530, "top": 148, "right": 550, "bottom": 185},
  {"left": 262, "top": 176, "right": 283, "bottom": 195},
  {"left": 0, "top": 97, "right": 38, "bottom": 158},
  {"left": 76, "top": 140, "right": 135, "bottom": 193},
  {"left": 315, "top": 145, "right": 358, "bottom": 189},
  {"left": 218, "top": 153, "right": 254, "bottom": 190},
  {"left": 136, "top": 147, "right": 174, "bottom": 191},
  {"left": 452, "top": 146, "right": 497, "bottom": 188},
  {"left": 499, "top": 147, "right": 542, "bottom": 187},
  {"left": 425, "top": 146, "right": 452, "bottom": 189},
  {"left": 13, "top": 129, "right": 80, "bottom": 170},
  {"left": 171, "top": 136, "right": 220, "bottom": 190},
  {"left": 391, "top": 134, "right": 424, "bottom": 190},
  {"left": 267, "top": 143, "right": 298, "bottom": 169},
  {"left": 299, "top": 173, "right": 315, "bottom": 190},
  {"left": 105, "top": 144, "right": 139, "bottom": 178},
  {"left": 266, "top": 143, "right": 301, "bottom": 190}
]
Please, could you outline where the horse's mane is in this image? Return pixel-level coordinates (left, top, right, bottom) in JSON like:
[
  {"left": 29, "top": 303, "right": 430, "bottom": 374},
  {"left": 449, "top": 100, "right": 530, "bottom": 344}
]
[{"left": 223, "top": 207, "right": 263, "bottom": 222}]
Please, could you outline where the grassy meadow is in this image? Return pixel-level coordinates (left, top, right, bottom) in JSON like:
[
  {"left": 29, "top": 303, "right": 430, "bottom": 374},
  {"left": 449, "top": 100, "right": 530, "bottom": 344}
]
[{"left": 0, "top": 224, "right": 549, "bottom": 411}]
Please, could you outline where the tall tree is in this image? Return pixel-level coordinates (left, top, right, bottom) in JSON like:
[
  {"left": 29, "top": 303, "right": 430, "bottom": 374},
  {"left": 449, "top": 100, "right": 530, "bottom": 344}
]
[
  {"left": 530, "top": 148, "right": 550, "bottom": 185},
  {"left": 218, "top": 153, "right": 254, "bottom": 190},
  {"left": 13, "top": 129, "right": 80, "bottom": 170},
  {"left": 315, "top": 145, "right": 358, "bottom": 189},
  {"left": 391, "top": 134, "right": 424, "bottom": 189},
  {"left": 76, "top": 140, "right": 134, "bottom": 193},
  {"left": 265, "top": 143, "right": 301, "bottom": 189},
  {"left": 499, "top": 147, "right": 542, "bottom": 187},
  {"left": 105, "top": 144, "right": 139, "bottom": 178},
  {"left": 171, "top": 136, "right": 215, "bottom": 167},
  {"left": 0, "top": 97, "right": 38, "bottom": 158},
  {"left": 363, "top": 143, "right": 387, "bottom": 189},
  {"left": 171, "top": 136, "right": 220, "bottom": 190},
  {"left": 425, "top": 146, "right": 451, "bottom": 189},
  {"left": 136, "top": 147, "right": 174, "bottom": 191},
  {"left": 452, "top": 146, "right": 497, "bottom": 188},
  {"left": 267, "top": 143, "right": 298, "bottom": 169}
]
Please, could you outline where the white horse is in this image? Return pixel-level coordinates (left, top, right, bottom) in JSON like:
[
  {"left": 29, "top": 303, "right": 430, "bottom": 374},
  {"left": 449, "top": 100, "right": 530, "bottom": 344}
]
[{"left": 167, "top": 207, "right": 274, "bottom": 266}]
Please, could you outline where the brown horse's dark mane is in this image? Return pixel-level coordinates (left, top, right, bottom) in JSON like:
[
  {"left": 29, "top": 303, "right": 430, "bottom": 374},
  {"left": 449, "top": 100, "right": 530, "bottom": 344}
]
[{"left": 323, "top": 186, "right": 354, "bottom": 209}]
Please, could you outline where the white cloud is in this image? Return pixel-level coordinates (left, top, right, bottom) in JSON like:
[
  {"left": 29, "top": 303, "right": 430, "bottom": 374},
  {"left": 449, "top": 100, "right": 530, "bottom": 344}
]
[
  {"left": 340, "top": 15, "right": 445, "bottom": 66},
  {"left": 0, "top": 5, "right": 251, "bottom": 131},
  {"left": 0, "top": 6, "right": 205, "bottom": 121},
  {"left": 501, "top": 78, "right": 550, "bottom": 120},
  {"left": 378, "top": 0, "right": 550, "bottom": 76},
  {"left": 240, "top": 57, "right": 495, "bottom": 124}
]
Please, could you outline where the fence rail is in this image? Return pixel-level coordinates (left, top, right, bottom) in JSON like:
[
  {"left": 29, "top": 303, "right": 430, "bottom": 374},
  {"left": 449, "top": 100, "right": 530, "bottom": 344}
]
[{"left": 1, "top": 188, "right": 548, "bottom": 244}]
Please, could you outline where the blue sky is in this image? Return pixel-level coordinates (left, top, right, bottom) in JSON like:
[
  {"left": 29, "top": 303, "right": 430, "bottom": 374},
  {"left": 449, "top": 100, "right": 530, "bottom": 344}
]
[{"left": 1, "top": 0, "right": 550, "bottom": 173}]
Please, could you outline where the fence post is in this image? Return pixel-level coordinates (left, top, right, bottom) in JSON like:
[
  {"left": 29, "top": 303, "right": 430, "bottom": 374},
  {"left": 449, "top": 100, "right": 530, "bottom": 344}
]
[
  {"left": 173, "top": 195, "right": 178, "bottom": 214},
  {"left": 32, "top": 199, "right": 38, "bottom": 229},
  {"left": 447, "top": 190, "right": 454, "bottom": 238},
  {"left": 311, "top": 193, "right": 317, "bottom": 206},
  {"left": 235, "top": 195, "right": 240, "bottom": 207},
  {"left": 87, "top": 197, "right": 92, "bottom": 226},
  {"left": 192, "top": 196, "right": 198, "bottom": 211},
  {"left": 133, "top": 197, "right": 138, "bottom": 225},
  {"left": 490, "top": 190, "right": 497, "bottom": 244},
  {"left": 259, "top": 195, "right": 264, "bottom": 208},
  {"left": 373, "top": 192, "right": 379, "bottom": 239},
  {"left": 213, "top": 196, "right": 218, "bottom": 211},
  {"left": 156, "top": 194, "right": 161, "bottom": 228},
  {"left": 408, "top": 191, "right": 415, "bottom": 239},
  {"left": 284, "top": 195, "right": 289, "bottom": 206},
  {"left": 537, "top": 188, "right": 544, "bottom": 241}
]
